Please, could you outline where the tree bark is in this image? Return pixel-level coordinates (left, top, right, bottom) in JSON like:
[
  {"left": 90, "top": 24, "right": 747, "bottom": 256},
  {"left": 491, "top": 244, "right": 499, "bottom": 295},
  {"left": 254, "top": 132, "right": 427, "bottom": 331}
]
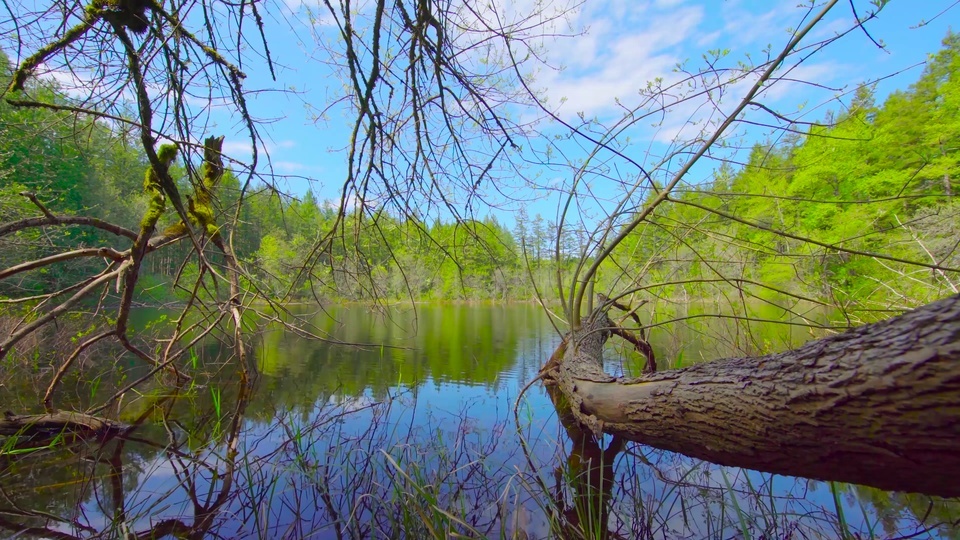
[{"left": 543, "top": 294, "right": 960, "bottom": 497}]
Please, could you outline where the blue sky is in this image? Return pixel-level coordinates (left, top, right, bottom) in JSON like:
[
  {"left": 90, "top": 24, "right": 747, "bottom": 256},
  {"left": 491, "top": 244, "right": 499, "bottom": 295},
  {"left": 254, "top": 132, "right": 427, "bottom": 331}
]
[{"left": 211, "top": 0, "right": 957, "bottom": 227}]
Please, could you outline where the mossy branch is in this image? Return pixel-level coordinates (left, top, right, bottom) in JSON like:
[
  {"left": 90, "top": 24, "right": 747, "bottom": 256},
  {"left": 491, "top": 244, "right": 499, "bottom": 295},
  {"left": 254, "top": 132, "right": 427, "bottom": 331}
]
[
  {"left": 165, "top": 135, "right": 225, "bottom": 238},
  {"left": 7, "top": 11, "right": 101, "bottom": 93},
  {"left": 7, "top": 0, "right": 162, "bottom": 94},
  {"left": 140, "top": 143, "right": 178, "bottom": 232}
]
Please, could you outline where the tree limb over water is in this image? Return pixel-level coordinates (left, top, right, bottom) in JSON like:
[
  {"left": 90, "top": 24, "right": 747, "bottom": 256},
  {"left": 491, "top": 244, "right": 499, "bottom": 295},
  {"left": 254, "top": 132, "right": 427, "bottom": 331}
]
[{"left": 541, "top": 294, "right": 960, "bottom": 497}]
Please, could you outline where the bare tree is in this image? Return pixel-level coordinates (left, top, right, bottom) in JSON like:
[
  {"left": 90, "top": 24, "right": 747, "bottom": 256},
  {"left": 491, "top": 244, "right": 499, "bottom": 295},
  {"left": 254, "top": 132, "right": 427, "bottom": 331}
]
[
  {"left": 0, "top": 0, "right": 567, "bottom": 414},
  {"left": 290, "top": 0, "right": 573, "bottom": 303}
]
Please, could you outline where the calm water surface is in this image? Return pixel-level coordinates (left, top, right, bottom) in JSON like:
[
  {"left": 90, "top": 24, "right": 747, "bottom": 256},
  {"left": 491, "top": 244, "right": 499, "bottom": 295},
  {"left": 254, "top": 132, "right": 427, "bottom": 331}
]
[{"left": 0, "top": 304, "right": 957, "bottom": 539}]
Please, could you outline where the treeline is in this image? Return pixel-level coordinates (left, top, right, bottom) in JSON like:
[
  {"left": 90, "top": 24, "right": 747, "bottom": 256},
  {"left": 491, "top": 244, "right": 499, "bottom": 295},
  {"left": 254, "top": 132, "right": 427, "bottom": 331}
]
[
  {"left": 0, "top": 54, "right": 149, "bottom": 296},
  {"left": 0, "top": 46, "right": 569, "bottom": 302},
  {"left": 608, "top": 33, "right": 959, "bottom": 318},
  {"left": 2, "top": 34, "right": 958, "bottom": 308},
  {"left": 226, "top": 194, "right": 567, "bottom": 301}
]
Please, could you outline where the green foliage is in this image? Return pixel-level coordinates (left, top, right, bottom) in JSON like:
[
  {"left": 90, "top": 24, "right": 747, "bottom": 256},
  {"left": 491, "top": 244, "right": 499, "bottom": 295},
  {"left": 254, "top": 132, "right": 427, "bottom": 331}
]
[
  {"left": 5, "top": 34, "right": 958, "bottom": 307},
  {"left": 0, "top": 50, "right": 151, "bottom": 296},
  {"left": 611, "top": 32, "right": 960, "bottom": 318},
  {"left": 188, "top": 135, "right": 224, "bottom": 237}
]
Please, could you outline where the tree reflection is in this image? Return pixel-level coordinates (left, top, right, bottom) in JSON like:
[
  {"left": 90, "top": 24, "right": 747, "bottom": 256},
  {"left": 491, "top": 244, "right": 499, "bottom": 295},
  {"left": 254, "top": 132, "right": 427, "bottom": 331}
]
[
  {"left": 542, "top": 381, "right": 960, "bottom": 540},
  {"left": 546, "top": 383, "right": 626, "bottom": 539},
  {"left": 1, "top": 305, "right": 958, "bottom": 539},
  {"left": 0, "top": 375, "right": 525, "bottom": 539},
  {"left": 245, "top": 303, "right": 550, "bottom": 409},
  {"left": 0, "top": 375, "right": 251, "bottom": 539}
]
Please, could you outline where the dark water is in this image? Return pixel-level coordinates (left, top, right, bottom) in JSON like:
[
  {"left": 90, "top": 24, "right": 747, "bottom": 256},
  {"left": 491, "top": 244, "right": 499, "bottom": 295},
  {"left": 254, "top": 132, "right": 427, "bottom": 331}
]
[{"left": 0, "top": 304, "right": 957, "bottom": 539}]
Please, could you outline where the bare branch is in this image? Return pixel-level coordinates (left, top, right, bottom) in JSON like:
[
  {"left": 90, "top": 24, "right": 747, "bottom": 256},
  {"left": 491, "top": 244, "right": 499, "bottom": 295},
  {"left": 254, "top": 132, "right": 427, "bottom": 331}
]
[{"left": 0, "top": 216, "right": 138, "bottom": 240}]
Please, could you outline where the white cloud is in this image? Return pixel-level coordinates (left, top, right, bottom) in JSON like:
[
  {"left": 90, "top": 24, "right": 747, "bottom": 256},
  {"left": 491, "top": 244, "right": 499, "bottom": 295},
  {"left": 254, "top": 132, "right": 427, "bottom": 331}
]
[
  {"left": 718, "top": 5, "right": 796, "bottom": 48},
  {"left": 221, "top": 139, "right": 296, "bottom": 157},
  {"left": 759, "top": 61, "right": 845, "bottom": 102},
  {"left": 284, "top": 0, "right": 339, "bottom": 26},
  {"left": 221, "top": 140, "right": 255, "bottom": 156},
  {"left": 527, "top": 0, "right": 847, "bottom": 125},
  {"left": 274, "top": 160, "right": 307, "bottom": 173},
  {"left": 282, "top": 0, "right": 376, "bottom": 27},
  {"left": 535, "top": 4, "right": 704, "bottom": 120},
  {"left": 526, "top": 0, "right": 858, "bottom": 148},
  {"left": 38, "top": 65, "right": 100, "bottom": 100},
  {"left": 809, "top": 17, "right": 853, "bottom": 42}
]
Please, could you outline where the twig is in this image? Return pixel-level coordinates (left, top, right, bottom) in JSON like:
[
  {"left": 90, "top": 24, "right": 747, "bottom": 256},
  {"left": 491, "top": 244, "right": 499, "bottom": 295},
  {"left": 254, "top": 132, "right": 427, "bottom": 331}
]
[{"left": 895, "top": 215, "right": 959, "bottom": 294}]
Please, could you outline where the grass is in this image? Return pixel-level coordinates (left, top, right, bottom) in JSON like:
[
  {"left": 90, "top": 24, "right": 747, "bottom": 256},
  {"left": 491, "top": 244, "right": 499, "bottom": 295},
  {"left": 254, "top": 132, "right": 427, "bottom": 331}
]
[
  {"left": 722, "top": 468, "right": 752, "bottom": 539},
  {"left": 0, "top": 430, "right": 65, "bottom": 456}
]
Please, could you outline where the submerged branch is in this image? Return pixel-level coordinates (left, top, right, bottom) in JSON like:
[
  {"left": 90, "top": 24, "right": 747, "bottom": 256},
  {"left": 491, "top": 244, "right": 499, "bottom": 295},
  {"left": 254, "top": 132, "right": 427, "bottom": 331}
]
[{"left": 0, "top": 410, "right": 125, "bottom": 437}]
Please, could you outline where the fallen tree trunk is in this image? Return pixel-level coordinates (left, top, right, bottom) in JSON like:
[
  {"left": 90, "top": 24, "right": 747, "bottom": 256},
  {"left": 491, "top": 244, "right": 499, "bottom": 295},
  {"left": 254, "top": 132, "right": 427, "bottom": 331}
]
[{"left": 543, "top": 294, "right": 960, "bottom": 497}]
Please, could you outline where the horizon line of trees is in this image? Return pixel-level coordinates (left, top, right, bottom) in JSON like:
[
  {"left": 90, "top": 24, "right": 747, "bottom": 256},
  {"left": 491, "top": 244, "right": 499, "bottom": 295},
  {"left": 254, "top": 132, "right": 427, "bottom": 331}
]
[{"left": 2, "top": 33, "right": 958, "bottom": 309}]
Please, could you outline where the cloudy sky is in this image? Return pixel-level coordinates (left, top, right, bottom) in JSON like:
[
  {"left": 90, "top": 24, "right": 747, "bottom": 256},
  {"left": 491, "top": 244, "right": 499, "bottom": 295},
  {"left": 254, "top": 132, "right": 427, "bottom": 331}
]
[{"left": 211, "top": 0, "right": 956, "bottom": 222}]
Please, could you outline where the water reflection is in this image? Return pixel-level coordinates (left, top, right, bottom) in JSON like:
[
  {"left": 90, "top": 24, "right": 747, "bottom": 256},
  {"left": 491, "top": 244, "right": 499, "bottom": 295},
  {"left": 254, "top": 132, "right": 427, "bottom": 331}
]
[
  {"left": 254, "top": 304, "right": 551, "bottom": 395},
  {"left": 546, "top": 383, "right": 624, "bottom": 539},
  {"left": 0, "top": 304, "right": 957, "bottom": 538},
  {"left": 0, "top": 382, "right": 250, "bottom": 539}
]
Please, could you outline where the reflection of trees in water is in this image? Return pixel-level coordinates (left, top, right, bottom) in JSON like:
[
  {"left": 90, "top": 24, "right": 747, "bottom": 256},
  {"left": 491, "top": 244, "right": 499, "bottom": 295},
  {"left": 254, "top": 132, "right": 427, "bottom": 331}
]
[
  {"left": 0, "top": 439, "right": 146, "bottom": 535},
  {"left": 545, "top": 384, "right": 625, "bottom": 539},
  {"left": 1, "top": 303, "right": 549, "bottom": 422},
  {"left": 0, "top": 313, "right": 161, "bottom": 415},
  {"left": 249, "top": 304, "right": 551, "bottom": 404},
  {"left": 1, "top": 371, "right": 957, "bottom": 539},
  {"left": 1, "top": 378, "right": 503, "bottom": 538},
  {"left": 854, "top": 485, "right": 960, "bottom": 540},
  {"left": 592, "top": 448, "right": 960, "bottom": 539},
  {"left": 0, "top": 379, "right": 251, "bottom": 539}
]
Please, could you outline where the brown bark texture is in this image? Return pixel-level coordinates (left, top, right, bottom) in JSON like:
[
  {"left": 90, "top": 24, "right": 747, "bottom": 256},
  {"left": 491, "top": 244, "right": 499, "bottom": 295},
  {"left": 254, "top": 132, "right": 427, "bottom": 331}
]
[{"left": 543, "top": 294, "right": 960, "bottom": 497}]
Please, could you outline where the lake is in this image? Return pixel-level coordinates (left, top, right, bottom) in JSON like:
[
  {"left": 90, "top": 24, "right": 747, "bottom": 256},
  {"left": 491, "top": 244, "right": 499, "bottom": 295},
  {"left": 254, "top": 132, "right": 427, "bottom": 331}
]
[{"left": 0, "top": 303, "right": 957, "bottom": 539}]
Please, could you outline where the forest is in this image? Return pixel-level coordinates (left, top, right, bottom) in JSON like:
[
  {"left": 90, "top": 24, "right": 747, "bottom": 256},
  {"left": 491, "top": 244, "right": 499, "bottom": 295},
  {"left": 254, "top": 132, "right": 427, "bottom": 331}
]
[{"left": 2, "top": 33, "right": 957, "bottom": 308}]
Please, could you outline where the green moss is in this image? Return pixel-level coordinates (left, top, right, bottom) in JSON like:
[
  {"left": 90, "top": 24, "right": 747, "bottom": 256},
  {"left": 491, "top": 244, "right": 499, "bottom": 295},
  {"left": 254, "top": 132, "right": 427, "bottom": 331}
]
[
  {"left": 199, "top": 135, "right": 225, "bottom": 191},
  {"left": 84, "top": 0, "right": 104, "bottom": 19},
  {"left": 185, "top": 136, "right": 224, "bottom": 238},
  {"left": 157, "top": 143, "right": 178, "bottom": 163},
  {"left": 188, "top": 195, "right": 218, "bottom": 237},
  {"left": 139, "top": 143, "right": 177, "bottom": 231}
]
